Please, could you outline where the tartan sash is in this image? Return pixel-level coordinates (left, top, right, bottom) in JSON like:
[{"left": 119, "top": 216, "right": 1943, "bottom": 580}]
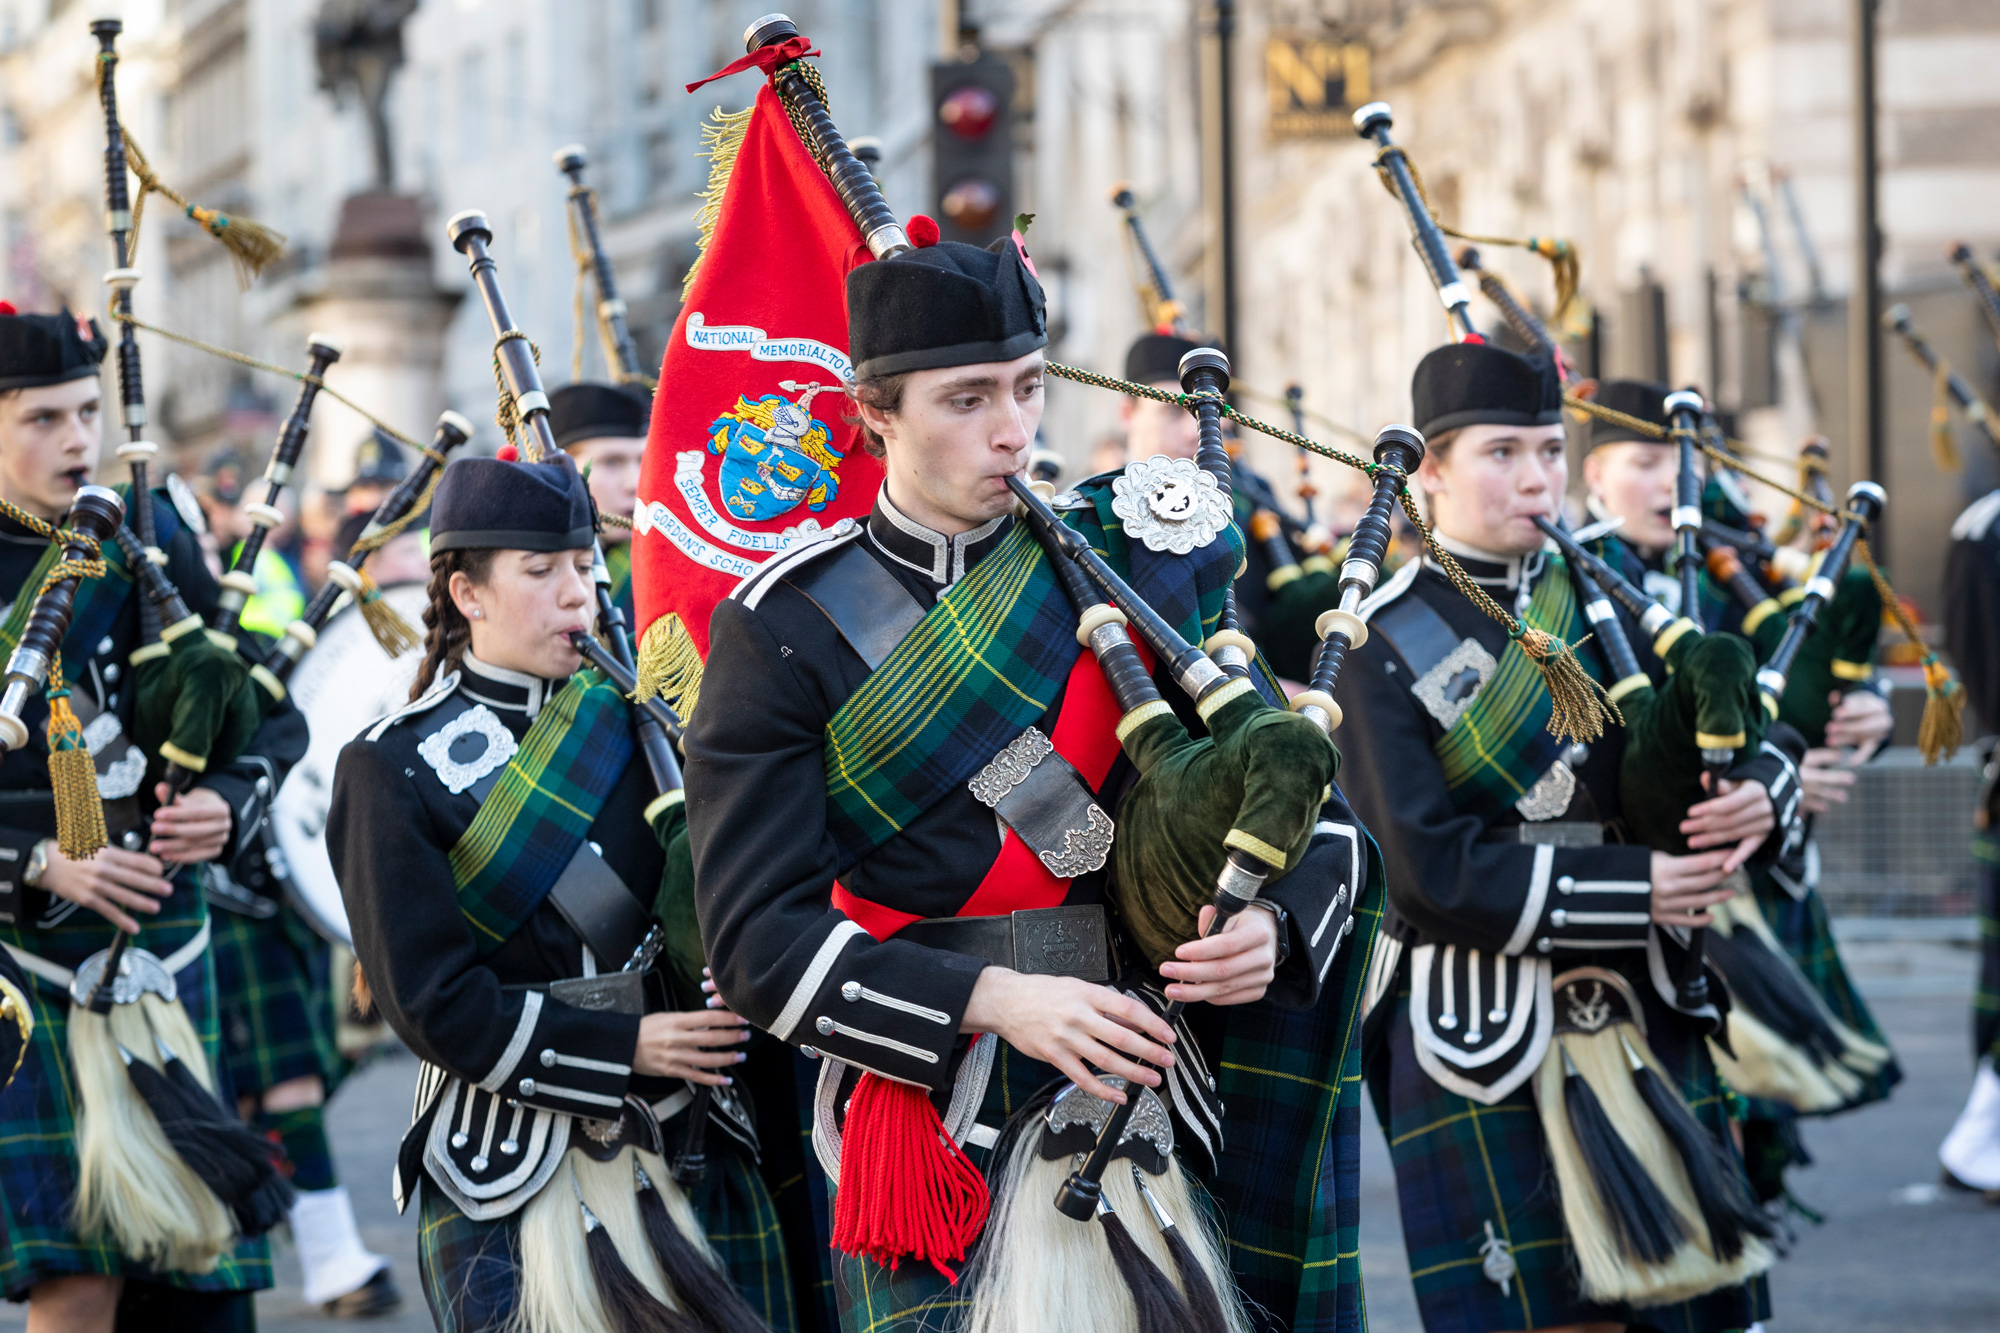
[
  {"left": 604, "top": 541, "right": 634, "bottom": 620},
  {"left": 822, "top": 484, "right": 1240, "bottom": 870},
  {"left": 447, "top": 669, "right": 636, "bottom": 953},
  {"left": 1434, "top": 556, "right": 1600, "bottom": 824},
  {"left": 0, "top": 488, "right": 179, "bottom": 667}
]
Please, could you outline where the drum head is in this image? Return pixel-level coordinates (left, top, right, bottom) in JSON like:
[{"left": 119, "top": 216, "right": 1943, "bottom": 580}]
[{"left": 272, "top": 582, "right": 429, "bottom": 946}]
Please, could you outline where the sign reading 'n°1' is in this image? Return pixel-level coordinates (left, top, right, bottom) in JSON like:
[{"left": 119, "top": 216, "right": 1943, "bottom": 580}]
[{"left": 1266, "top": 35, "right": 1371, "bottom": 140}]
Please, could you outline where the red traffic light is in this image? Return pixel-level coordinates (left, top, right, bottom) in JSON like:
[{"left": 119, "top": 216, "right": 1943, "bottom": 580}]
[
  {"left": 941, "top": 178, "right": 1002, "bottom": 231},
  {"left": 939, "top": 84, "right": 1000, "bottom": 139}
]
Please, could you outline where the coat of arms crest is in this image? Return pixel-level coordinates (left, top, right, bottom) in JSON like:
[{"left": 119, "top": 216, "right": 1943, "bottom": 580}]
[{"left": 705, "top": 379, "right": 846, "bottom": 522}]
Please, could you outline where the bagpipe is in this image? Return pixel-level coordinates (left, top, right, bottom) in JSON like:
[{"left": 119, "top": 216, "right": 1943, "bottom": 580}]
[
  {"left": 556, "top": 145, "right": 647, "bottom": 383},
  {"left": 1884, "top": 302, "right": 2000, "bottom": 471},
  {"left": 444, "top": 210, "right": 771, "bottom": 1333},
  {"left": 1948, "top": 239, "right": 2000, "bottom": 350}
]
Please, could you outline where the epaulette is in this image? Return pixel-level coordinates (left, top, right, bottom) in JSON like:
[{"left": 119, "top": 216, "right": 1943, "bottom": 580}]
[
  {"left": 731, "top": 517, "right": 863, "bottom": 612},
  {"left": 362, "top": 669, "right": 461, "bottom": 742},
  {"left": 1358, "top": 556, "right": 1420, "bottom": 623},
  {"left": 1952, "top": 489, "right": 2000, "bottom": 543}
]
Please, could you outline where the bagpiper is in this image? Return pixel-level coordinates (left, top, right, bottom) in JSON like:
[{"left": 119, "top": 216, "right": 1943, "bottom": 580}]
[
  {"left": 550, "top": 381, "right": 653, "bottom": 625},
  {"left": 326, "top": 453, "right": 790, "bottom": 1333},
  {"left": 685, "top": 228, "right": 1368, "bottom": 1332},
  {"left": 1341, "top": 342, "right": 1788, "bottom": 1332},
  {"left": 0, "top": 303, "right": 306, "bottom": 1329}
]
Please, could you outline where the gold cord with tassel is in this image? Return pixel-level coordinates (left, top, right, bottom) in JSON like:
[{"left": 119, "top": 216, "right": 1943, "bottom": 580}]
[
  {"left": 354, "top": 569, "right": 421, "bottom": 657},
  {"left": 632, "top": 614, "right": 706, "bottom": 724},
  {"left": 1931, "top": 360, "right": 1964, "bottom": 474},
  {"left": 45, "top": 658, "right": 108, "bottom": 861},
  {"left": 111, "top": 120, "right": 284, "bottom": 284},
  {"left": 1861, "top": 540, "right": 1964, "bottom": 763},
  {"left": 1369, "top": 147, "right": 1579, "bottom": 318}
]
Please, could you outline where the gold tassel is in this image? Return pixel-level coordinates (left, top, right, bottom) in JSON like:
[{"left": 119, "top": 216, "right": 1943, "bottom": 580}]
[
  {"left": 681, "top": 106, "right": 756, "bottom": 300},
  {"left": 1516, "top": 625, "right": 1615, "bottom": 743},
  {"left": 1528, "top": 236, "right": 1581, "bottom": 322},
  {"left": 120, "top": 128, "right": 286, "bottom": 286},
  {"left": 45, "top": 662, "right": 107, "bottom": 862},
  {"left": 1918, "top": 653, "right": 1966, "bottom": 766},
  {"left": 1931, "top": 361, "right": 1964, "bottom": 474},
  {"left": 355, "top": 569, "right": 422, "bottom": 657},
  {"left": 632, "top": 613, "right": 705, "bottom": 724}
]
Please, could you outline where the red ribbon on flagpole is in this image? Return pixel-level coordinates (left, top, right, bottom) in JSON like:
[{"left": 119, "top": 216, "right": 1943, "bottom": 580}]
[{"left": 685, "top": 35, "right": 819, "bottom": 92}]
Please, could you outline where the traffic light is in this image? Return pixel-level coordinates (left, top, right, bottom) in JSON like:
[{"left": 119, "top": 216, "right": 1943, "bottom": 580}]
[{"left": 931, "top": 54, "right": 1015, "bottom": 247}]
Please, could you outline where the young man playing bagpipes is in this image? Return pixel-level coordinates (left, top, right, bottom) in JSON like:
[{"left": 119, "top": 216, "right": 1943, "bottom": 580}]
[
  {"left": 1578, "top": 382, "right": 1899, "bottom": 1204},
  {"left": 0, "top": 305, "right": 308, "bottom": 1330},
  {"left": 1339, "top": 343, "right": 1800, "bottom": 1333},
  {"left": 685, "top": 231, "right": 1369, "bottom": 1331},
  {"left": 549, "top": 381, "right": 653, "bottom": 624}
]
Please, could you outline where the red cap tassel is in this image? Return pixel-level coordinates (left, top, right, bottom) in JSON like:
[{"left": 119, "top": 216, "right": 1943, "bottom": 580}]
[{"left": 831, "top": 1072, "right": 990, "bottom": 1282}]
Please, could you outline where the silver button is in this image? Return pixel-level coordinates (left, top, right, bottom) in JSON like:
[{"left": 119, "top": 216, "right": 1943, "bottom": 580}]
[
  {"left": 1334, "top": 884, "right": 1348, "bottom": 906},
  {"left": 1206, "top": 1075, "right": 1216, "bottom": 1092},
  {"left": 841, "top": 981, "right": 862, "bottom": 1002},
  {"left": 97, "top": 636, "right": 114, "bottom": 655},
  {"left": 1536, "top": 938, "right": 1552, "bottom": 954},
  {"left": 1556, "top": 875, "right": 1576, "bottom": 894},
  {"left": 103, "top": 663, "right": 119, "bottom": 683},
  {"left": 815, "top": 1016, "right": 834, "bottom": 1036},
  {"left": 470, "top": 1155, "right": 488, "bottom": 1171},
  {"left": 450, "top": 1132, "right": 468, "bottom": 1149},
  {"left": 254, "top": 776, "right": 271, "bottom": 796},
  {"left": 519, "top": 1078, "right": 537, "bottom": 1096},
  {"left": 800, "top": 1045, "right": 821, "bottom": 1059},
  {"left": 540, "top": 1049, "right": 556, "bottom": 1067},
  {"left": 1341, "top": 916, "right": 1355, "bottom": 936},
  {"left": 1550, "top": 909, "right": 1568, "bottom": 929},
  {"left": 500, "top": 1139, "right": 518, "bottom": 1155},
  {"left": 589, "top": 840, "right": 603, "bottom": 855}
]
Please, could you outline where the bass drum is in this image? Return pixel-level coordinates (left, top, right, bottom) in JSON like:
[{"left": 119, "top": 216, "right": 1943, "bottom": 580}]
[{"left": 271, "top": 581, "right": 429, "bottom": 946}]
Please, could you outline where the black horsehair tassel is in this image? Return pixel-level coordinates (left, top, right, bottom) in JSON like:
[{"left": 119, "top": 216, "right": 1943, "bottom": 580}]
[
  {"left": 634, "top": 1161, "right": 766, "bottom": 1333},
  {"left": 1560, "top": 1043, "right": 1684, "bottom": 1264},
  {"left": 1624, "top": 1036, "right": 1772, "bottom": 1262},
  {"left": 119, "top": 1035, "right": 294, "bottom": 1235},
  {"left": 1097, "top": 1194, "right": 1197, "bottom": 1333},
  {"left": 577, "top": 1184, "right": 691, "bottom": 1333},
  {"left": 1704, "top": 928, "right": 1850, "bottom": 1066},
  {"left": 1131, "top": 1165, "right": 1228, "bottom": 1333}
]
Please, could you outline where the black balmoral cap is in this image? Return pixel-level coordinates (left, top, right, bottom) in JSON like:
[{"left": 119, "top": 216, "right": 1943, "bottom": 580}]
[
  {"left": 1586, "top": 379, "right": 1672, "bottom": 450},
  {"left": 1124, "top": 332, "right": 1212, "bottom": 387},
  {"left": 348, "top": 428, "right": 410, "bottom": 488},
  {"left": 549, "top": 382, "right": 652, "bottom": 451},
  {"left": 1410, "top": 341, "right": 1563, "bottom": 439},
  {"left": 430, "top": 455, "right": 595, "bottom": 554},
  {"left": 0, "top": 307, "right": 107, "bottom": 392},
  {"left": 846, "top": 236, "right": 1047, "bottom": 379}
]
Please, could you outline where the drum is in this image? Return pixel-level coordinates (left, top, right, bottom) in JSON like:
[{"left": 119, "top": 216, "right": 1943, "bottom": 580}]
[{"left": 271, "top": 581, "right": 428, "bottom": 946}]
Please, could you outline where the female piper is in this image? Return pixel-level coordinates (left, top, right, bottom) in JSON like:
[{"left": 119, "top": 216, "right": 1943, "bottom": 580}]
[
  {"left": 327, "top": 454, "right": 787, "bottom": 1333},
  {"left": 1339, "top": 344, "right": 1790, "bottom": 1333}
]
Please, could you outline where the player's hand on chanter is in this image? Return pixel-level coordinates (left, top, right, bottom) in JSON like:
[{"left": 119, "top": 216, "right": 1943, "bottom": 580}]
[
  {"left": 40, "top": 843, "right": 172, "bottom": 935},
  {"left": 633, "top": 1007, "right": 751, "bottom": 1085},
  {"left": 963, "top": 969, "right": 1176, "bottom": 1106},
  {"left": 1159, "top": 902, "right": 1279, "bottom": 1006}
]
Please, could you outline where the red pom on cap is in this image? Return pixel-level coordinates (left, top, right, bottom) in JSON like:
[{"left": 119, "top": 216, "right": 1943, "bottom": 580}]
[
  {"left": 906, "top": 215, "right": 941, "bottom": 248},
  {"left": 0, "top": 301, "right": 16, "bottom": 316},
  {"left": 495, "top": 443, "right": 519, "bottom": 462}
]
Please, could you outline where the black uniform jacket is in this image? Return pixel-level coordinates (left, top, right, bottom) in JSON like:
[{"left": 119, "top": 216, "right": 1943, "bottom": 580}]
[
  {"left": 1335, "top": 536, "right": 1801, "bottom": 959},
  {"left": 0, "top": 499, "right": 306, "bottom": 929},
  {"left": 686, "top": 491, "right": 1359, "bottom": 1094},
  {"left": 328, "top": 656, "right": 668, "bottom": 1121},
  {"left": 1945, "top": 490, "right": 2000, "bottom": 733}
]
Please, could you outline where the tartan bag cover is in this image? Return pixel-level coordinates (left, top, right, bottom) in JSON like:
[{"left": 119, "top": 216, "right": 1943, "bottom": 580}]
[
  {"left": 1434, "top": 555, "right": 1600, "bottom": 822},
  {"left": 446, "top": 667, "right": 635, "bottom": 952}
]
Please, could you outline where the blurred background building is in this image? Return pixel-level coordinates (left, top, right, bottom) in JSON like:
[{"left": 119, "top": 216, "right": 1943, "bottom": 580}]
[{"left": 3, "top": 0, "right": 1997, "bottom": 634}]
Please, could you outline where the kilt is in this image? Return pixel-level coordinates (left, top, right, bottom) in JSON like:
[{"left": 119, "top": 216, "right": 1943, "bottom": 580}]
[
  {"left": 1209, "top": 860, "right": 1383, "bottom": 1333},
  {"left": 417, "top": 1137, "right": 794, "bottom": 1333},
  {"left": 0, "top": 875, "right": 272, "bottom": 1299},
  {"left": 1975, "top": 832, "right": 1999, "bottom": 1063},
  {"left": 210, "top": 898, "right": 347, "bottom": 1098},
  {"left": 1368, "top": 952, "right": 1769, "bottom": 1333},
  {"left": 1749, "top": 864, "right": 1901, "bottom": 1111}
]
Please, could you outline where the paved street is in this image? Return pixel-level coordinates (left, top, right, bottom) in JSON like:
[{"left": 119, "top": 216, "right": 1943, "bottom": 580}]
[{"left": 1, "top": 929, "right": 1991, "bottom": 1330}]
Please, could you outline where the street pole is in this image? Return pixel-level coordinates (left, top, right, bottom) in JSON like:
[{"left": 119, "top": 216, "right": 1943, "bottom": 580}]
[
  {"left": 1199, "top": 0, "right": 1239, "bottom": 359},
  {"left": 1850, "top": 0, "right": 1885, "bottom": 497}
]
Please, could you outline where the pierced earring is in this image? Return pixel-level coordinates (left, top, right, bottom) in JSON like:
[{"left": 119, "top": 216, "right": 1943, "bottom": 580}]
[{"left": 471, "top": 609, "right": 483, "bottom": 619}]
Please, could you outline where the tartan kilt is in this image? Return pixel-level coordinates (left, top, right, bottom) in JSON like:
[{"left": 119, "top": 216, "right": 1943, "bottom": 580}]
[
  {"left": 209, "top": 898, "right": 347, "bottom": 1098},
  {"left": 1746, "top": 864, "right": 1902, "bottom": 1112},
  {"left": 417, "top": 1137, "right": 795, "bottom": 1333},
  {"left": 1208, "top": 855, "right": 1384, "bottom": 1333},
  {"left": 1367, "top": 949, "right": 1769, "bottom": 1333},
  {"left": 0, "top": 875, "right": 272, "bottom": 1299},
  {"left": 1975, "top": 832, "right": 1999, "bottom": 1063}
]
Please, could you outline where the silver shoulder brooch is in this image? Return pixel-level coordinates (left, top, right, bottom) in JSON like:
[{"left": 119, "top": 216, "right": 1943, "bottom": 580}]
[
  {"left": 1111, "top": 454, "right": 1230, "bottom": 554},
  {"left": 417, "top": 705, "right": 518, "bottom": 795}
]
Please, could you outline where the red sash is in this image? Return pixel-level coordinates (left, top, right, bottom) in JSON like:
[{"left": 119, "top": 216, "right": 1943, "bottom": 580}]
[{"left": 829, "top": 641, "right": 1143, "bottom": 941}]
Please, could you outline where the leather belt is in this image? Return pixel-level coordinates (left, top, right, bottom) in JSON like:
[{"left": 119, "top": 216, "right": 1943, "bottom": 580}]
[
  {"left": 544, "top": 842, "right": 651, "bottom": 971},
  {"left": 900, "top": 903, "right": 1111, "bottom": 981},
  {"left": 1479, "top": 821, "right": 1605, "bottom": 848}
]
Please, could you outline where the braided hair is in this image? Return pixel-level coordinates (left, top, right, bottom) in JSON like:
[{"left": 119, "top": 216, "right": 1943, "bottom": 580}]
[{"left": 409, "top": 548, "right": 498, "bottom": 701}]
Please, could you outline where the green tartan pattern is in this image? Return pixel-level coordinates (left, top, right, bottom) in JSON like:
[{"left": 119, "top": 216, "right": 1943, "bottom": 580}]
[
  {"left": 0, "top": 878, "right": 272, "bottom": 1297},
  {"left": 0, "top": 510, "right": 133, "bottom": 672},
  {"left": 1747, "top": 867, "right": 1901, "bottom": 1112},
  {"left": 1211, "top": 843, "right": 1383, "bottom": 1333},
  {"left": 1978, "top": 832, "right": 2000, "bottom": 1062},
  {"left": 209, "top": 900, "right": 347, "bottom": 1098},
  {"left": 416, "top": 1143, "right": 795, "bottom": 1333},
  {"left": 605, "top": 540, "right": 635, "bottom": 623},
  {"left": 448, "top": 667, "right": 635, "bottom": 951},
  {"left": 1434, "top": 555, "right": 1596, "bottom": 823},
  {"left": 1369, "top": 956, "right": 1768, "bottom": 1333}
]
